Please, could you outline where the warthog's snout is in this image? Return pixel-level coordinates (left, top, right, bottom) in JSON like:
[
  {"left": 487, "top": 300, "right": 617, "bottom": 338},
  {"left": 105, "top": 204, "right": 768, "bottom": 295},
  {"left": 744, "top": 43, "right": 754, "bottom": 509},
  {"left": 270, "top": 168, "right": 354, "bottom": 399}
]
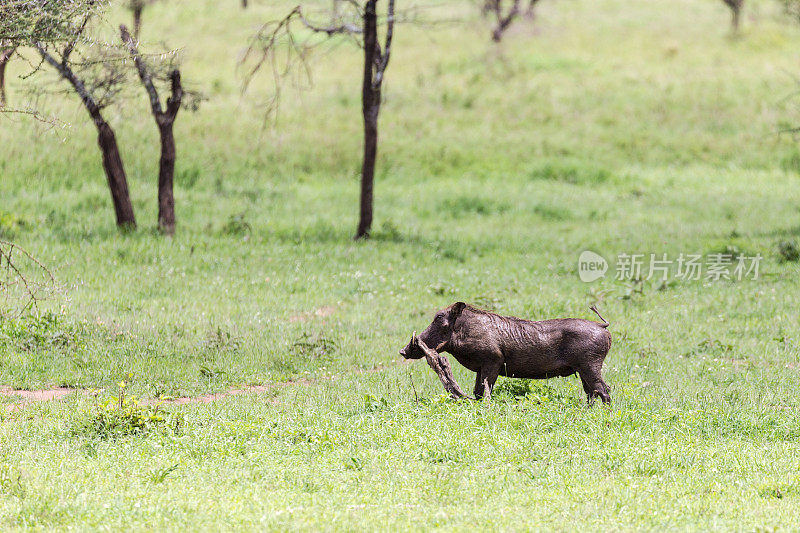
[{"left": 399, "top": 332, "right": 424, "bottom": 359}]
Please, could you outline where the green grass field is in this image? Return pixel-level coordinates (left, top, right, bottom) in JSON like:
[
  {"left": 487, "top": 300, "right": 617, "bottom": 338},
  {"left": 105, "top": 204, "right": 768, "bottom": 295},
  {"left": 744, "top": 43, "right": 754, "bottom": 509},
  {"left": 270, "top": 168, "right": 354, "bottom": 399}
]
[{"left": 3, "top": 0, "right": 800, "bottom": 529}]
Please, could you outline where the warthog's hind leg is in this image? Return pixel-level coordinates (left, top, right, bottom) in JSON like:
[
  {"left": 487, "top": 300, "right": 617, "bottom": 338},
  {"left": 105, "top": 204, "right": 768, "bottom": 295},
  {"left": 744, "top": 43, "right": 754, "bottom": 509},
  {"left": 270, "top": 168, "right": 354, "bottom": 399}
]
[{"left": 578, "top": 365, "right": 611, "bottom": 405}]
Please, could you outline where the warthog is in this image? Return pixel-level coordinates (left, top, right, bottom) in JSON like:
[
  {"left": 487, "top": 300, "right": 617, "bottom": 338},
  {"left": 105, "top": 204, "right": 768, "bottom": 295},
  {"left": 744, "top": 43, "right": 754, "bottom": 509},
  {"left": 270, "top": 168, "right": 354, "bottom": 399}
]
[{"left": 400, "top": 302, "right": 612, "bottom": 403}]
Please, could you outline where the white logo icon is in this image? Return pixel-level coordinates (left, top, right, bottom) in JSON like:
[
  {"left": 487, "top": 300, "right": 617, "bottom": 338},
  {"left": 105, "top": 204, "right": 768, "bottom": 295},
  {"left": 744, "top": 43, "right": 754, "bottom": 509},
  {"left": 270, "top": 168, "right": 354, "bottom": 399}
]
[{"left": 578, "top": 250, "right": 607, "bottom": 282}]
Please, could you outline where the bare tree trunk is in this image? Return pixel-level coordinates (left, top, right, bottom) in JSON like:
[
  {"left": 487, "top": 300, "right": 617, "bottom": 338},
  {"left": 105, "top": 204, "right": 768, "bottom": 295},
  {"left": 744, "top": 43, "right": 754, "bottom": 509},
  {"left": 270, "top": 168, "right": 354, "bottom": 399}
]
[
  {"left": 133, "top": 4, "right": 144, "bottom": 39},
  {"left": 97, "top": 122, "right": 137, "bottom": 227},
  {"left": 357, "top": 108, "right": 378, "bottom": 239},
  {"left": 242, "top": 0, "right": 248, "bottom": 8},
  {"left": 121, "top": 26, "right": 182, "bottom": 235},
  {"left": 721, "top": 0, "right": 743, "bottom": 31},
  {"left": 354, "top": 0, "right": 380, "bottom": 240},
  {"left": 157, "top": 122, "right": 176, "bottom": 234},
  {"left": 0, "top": 48, "right": 13, "bottom": 107},
  {"left": 154, "top": 70, "right": 181, "bottom": 236},
  {"left": 37, "top": 45, "right": 137, "bottom": 229}
]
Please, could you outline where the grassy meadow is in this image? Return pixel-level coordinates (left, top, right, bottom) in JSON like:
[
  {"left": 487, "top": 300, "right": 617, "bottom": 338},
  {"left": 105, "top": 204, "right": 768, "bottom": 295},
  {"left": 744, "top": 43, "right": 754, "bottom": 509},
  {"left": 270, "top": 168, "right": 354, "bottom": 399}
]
[{"left": 3, "top": 0, "right": 800, "bottom": 529}]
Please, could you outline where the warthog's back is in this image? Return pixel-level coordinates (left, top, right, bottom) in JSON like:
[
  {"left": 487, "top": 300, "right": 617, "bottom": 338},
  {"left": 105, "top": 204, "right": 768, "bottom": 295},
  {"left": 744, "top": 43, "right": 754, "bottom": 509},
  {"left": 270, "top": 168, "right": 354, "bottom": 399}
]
[{"left": 489, "top": 316, "right": 611, "bottom": 379}]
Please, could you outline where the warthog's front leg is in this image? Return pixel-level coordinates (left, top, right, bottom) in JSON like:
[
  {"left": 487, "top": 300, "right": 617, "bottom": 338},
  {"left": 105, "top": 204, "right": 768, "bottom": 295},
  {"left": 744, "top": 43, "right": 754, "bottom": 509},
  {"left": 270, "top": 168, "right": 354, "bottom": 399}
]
[
  {"left": 478, "top": 358, "right": 503, "bottom": 401},
  {"left": 473, "top": 369, "right": 484, "bottom": 399}
]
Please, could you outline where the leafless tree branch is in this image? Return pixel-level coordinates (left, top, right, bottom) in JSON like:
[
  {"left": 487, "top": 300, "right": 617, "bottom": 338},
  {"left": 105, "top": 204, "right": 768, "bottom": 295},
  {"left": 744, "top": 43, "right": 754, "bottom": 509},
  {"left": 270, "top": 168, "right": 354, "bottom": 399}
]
[
  {"left": 120, "top": 24, "right": 162, "bottom": 114},
  {"left": 373, "top": 0, "right": 394, "bottom": 88},
  {"left": 491, "top": 0, "right": 521, "bottom": 42},
  {"left": 0, "top": 240, "right": 56, "bottom": 318}
]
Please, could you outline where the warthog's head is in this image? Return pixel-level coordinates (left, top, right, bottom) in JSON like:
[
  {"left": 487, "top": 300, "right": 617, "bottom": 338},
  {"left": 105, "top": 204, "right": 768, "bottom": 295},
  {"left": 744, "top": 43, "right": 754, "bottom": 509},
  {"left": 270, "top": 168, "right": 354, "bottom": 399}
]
[{"left": 399, "top": 302, "right": 466, "bottom": 359}]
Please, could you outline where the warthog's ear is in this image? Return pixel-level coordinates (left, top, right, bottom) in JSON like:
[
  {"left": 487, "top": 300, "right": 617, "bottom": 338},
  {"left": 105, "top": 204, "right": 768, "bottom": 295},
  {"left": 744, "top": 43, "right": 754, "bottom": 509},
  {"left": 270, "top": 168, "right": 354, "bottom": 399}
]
[{"left": 449, "top": 302, "right": 466, "bottom": 321}]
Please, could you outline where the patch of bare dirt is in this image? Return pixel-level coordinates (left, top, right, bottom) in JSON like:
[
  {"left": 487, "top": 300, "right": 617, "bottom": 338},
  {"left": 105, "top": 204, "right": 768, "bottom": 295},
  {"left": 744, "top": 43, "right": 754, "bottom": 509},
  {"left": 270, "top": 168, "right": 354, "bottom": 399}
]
[
  {"left": 1, "top": 362, "right": 402, "bottom": 414},
  {"left": 154, "top": 381, "right": 306, "bottom": 406},
  {"left": 1, "top": 386, "right": 76, "bottom": 401},
  {"left": 1, "top": 387, "right": 77, "bottom": 413},
  {"left": 154, "top": 364, "right": 394, "bottom": 406}
]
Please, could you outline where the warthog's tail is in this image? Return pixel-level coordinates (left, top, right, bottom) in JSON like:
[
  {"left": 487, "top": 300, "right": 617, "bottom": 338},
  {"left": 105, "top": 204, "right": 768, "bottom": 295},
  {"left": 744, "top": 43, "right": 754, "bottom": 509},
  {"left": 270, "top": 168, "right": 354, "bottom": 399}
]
[{"left": 589, "top": 305, "right": 609, "bottom": 328}]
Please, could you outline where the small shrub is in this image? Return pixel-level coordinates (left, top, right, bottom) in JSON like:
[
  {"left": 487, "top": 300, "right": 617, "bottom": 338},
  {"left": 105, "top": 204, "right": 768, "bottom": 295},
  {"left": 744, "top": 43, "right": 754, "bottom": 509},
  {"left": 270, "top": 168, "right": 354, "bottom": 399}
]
[
  {"left": 685, "top": 339, "right": 746, "bottom": 366},
  {"left": 427, "top": 282, "right": 455, "bottom": 296},
  {"left": 220, "top": 213, "right": 252, "bottom": 236},
  {"left": 781, "top": 150, "right": 800, "bottom": 174},
  {"left": 433, "top": 240, "right": 466, "bottom": 262},
  {"left": 634, "top": 461, "right": 663, "bottom": 477},
  {"left": 373, "top": 221, "right": 403, "bottom": 242},
  {"left": 532, "top": 203, "right": 572, "bottom": 221},
  {"left": 527, "top": 161, "right": 611, "bottom": 185},
  {"left": 441, "top": 196, "right": 509, "bottom": 217},
  {"left": 707, "top": 242, "right": 752, "bottom": 260},
  {"left": 72, "top": 382, "right": 181, "bottom": 441},
  {"left": 494, "top": 379, "right": 581, "bottom": 406},
  {"left": 149, "top": 464, "right": 180, "bottom": 484},
  {"left": 494, "top": 378, "right": 534, "bottom": 398},
  {"left": 778, "top": 240, "right": 800, "bottom": 262},
  {"left": 364, "top": 394, "right": 388, "bottom": 413},
  {"left": 758, "top": 481, "right": 797, "bottom": 499},
  {"left": 0, "top": 313, "right": 80, "bottom": 351},
  {"left": 204, "top": 326, "right": 240, "bottom": 352},
  {"left": 199, "top": 365, "right": 227, "bottom": 379},
  {"left": 0, "top": 211, "right": 29, "bottom": 238},
  {"left": 176, "top": 166, "right": 201, "bottom": 189},
  {"left": 290, "top": 332, "right": 338, "bottom": 360},
  {"left": 686, "top": 338, "right": 734, "bottom": 357}
]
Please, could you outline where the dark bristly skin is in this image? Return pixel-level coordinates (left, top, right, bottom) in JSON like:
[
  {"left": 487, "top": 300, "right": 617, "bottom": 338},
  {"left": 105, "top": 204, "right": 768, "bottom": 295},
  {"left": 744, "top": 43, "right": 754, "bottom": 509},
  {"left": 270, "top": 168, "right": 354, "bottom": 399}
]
[{"left": 400, "top": 302, "right": 612, "bottom": 403}]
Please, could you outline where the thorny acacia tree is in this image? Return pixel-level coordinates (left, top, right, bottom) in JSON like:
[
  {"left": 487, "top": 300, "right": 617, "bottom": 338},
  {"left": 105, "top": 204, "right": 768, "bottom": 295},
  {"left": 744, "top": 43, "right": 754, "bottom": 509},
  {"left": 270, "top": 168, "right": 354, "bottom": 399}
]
[
  {"left": 0, "top": 0, "right": 101, "bottom": 109},
  {"left": 0, "top": 0, "right": 100, "bottom": 43},
  {"left": 34, "top": 7, "right": 137, "bottom": 228},
  {"left": 245, "top": 0, "right": 395, "bottom": 239},
  {"left": 121, "top": 24, "right": 186, "bottom": 235}
]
